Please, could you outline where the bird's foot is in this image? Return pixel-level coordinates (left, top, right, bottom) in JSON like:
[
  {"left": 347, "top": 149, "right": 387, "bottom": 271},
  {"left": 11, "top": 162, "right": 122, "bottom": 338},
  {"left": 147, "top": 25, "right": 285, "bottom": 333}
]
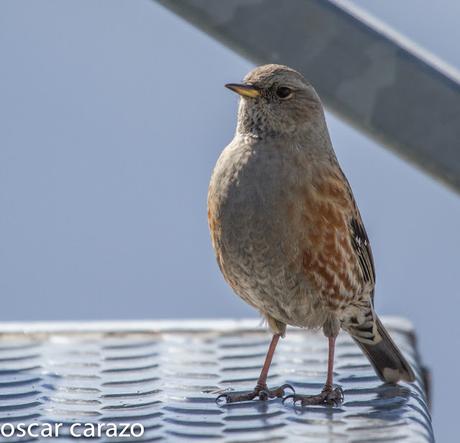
[
  {"left": 283, "top": 385, "right": 344, "bottom": 407},
  {"left": 216, "top": 383, "right": 295, "bottom": 404}
]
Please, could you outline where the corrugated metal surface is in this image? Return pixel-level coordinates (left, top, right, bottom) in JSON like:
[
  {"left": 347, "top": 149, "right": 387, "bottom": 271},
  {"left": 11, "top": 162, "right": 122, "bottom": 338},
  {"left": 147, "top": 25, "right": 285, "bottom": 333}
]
[{"left": 0, "top": 319, "right": 433, "bottom": 442}]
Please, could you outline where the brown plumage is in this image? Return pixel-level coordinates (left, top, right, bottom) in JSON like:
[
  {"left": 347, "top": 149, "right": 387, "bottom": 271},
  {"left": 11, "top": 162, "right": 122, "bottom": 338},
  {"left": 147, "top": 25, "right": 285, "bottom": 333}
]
[{"left": 208, "top": 64, "right": 415, "bottom": 405}]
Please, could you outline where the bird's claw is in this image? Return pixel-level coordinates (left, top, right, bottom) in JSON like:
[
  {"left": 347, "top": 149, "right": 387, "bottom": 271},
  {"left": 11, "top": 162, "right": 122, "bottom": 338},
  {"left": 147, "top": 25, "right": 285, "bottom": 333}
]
[
  {"left": 323, "top": 386, "right": 344, "bottom": 406},
  {"left": 216, "top": 383, "right": 295, "bottom": 404},
  {"left": 330, "top": 386, "right": 344, "bottom": 404},
  {"left": 258, "top": 389, "right": 269, "bottom": 401},
  {"left": 216, "top": 391, "right": 255, "bottom": 404},
  {"left": 283, "top": 385, "right": 344, "bottom": 407},
  {"left": 216, "top": 393, "right": 230, "bottom": 404},
  {"left": 275, "top": 383, "right": 296, "bottom": 396},
  {"left": 282, "top": 393, "right": 301, "bottom": 405}
]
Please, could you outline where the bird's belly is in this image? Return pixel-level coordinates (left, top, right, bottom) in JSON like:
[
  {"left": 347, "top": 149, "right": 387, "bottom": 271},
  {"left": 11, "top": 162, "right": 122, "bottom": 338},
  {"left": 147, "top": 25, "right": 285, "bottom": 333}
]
[
  {"left": 212, "top": 192, "right": 326, "bottom": 329},
  {"left": 208, "top": 141, "right": 330, "bottom": 329}
]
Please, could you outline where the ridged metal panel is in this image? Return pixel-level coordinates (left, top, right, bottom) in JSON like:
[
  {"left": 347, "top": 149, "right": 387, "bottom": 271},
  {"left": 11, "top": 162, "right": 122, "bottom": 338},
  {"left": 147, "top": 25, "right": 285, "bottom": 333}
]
[{"left": 0, "top": 319, "right": 433, "bottom": 442}]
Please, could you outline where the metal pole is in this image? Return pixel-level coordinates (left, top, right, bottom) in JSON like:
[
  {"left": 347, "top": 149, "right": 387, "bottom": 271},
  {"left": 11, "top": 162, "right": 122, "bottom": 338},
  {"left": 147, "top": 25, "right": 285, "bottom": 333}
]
[{"left": 155, "top": 0, "right": 460, "bottom": 194}]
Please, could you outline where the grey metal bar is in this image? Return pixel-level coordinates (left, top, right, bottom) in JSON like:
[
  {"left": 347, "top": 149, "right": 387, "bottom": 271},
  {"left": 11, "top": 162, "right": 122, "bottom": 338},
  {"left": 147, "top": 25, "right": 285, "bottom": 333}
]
[{"left": 155, "top": 0, "right": 460, "bottom": 193}]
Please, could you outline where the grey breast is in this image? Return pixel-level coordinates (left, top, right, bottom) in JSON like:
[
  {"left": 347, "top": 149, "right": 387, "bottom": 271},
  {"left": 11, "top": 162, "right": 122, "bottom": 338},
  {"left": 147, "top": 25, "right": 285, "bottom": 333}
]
[{"left": 209, "top": 136, "right": 320, "bottom": 325}]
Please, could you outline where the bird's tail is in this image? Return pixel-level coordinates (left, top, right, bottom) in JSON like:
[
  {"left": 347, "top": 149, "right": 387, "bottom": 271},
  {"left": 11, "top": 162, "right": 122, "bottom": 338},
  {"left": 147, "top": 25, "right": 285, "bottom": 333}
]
[{"left": 350, "top": 315, "right": 415, "bottom": 383}]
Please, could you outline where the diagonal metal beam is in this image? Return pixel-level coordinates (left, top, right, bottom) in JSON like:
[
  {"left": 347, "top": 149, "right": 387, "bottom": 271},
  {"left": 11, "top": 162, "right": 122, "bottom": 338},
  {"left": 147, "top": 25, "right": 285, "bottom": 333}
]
[{"left": 155, "top": 0, "right": 460, "bottom": 194}]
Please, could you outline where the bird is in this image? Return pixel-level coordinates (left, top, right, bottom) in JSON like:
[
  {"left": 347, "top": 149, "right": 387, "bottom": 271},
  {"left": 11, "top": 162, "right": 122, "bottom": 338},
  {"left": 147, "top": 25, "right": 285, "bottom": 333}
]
[{"left": 207, "top": 64, "right": 415, "bottom": 406}]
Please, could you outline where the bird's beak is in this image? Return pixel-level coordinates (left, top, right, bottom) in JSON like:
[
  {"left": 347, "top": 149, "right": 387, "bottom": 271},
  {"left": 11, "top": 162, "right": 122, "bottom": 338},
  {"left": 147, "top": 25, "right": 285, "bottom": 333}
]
[{"left": 225, "top": 83, "right": 260, "bottom": 98}]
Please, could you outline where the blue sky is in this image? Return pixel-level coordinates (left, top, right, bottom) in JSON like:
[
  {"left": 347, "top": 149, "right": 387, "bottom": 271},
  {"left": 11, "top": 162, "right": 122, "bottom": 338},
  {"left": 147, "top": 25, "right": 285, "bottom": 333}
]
[{"left": 1, "top": 1, "right": 459, "bottom": 439}]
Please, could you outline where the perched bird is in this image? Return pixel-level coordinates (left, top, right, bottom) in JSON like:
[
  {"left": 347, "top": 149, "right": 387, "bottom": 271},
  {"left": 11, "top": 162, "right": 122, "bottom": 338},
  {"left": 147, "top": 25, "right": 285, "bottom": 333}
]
[{"left": 207, "top": 64, "right": 415, "bottom": 405}]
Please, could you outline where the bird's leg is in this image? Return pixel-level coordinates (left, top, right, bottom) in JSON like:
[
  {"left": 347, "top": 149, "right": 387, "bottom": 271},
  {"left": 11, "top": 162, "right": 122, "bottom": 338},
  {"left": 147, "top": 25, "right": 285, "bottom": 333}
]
[
  {"left": 321, "top": 335, "right": 344, "bottom": 403},
  {"left": 283, "top": 336, "right": 344, "bottom": 406},
  {"left": 216, "top": 334, "right": 294, "bottom": 403}
]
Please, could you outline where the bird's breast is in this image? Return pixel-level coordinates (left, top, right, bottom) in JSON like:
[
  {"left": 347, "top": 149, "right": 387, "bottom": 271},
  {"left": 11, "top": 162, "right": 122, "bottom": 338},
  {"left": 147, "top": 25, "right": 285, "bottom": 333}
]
[
  {"left": 208, "top": 139, "right": 303, "bottom": 252},
  {"left": 208, "top": 139, "right": 314, "bottom": 307}
]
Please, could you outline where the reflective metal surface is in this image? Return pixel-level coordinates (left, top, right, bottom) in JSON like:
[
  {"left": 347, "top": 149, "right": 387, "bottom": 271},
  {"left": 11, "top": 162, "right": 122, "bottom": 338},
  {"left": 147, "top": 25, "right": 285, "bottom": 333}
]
[{"left": 0, "top": 319, "right": 433, "bottom": 442}]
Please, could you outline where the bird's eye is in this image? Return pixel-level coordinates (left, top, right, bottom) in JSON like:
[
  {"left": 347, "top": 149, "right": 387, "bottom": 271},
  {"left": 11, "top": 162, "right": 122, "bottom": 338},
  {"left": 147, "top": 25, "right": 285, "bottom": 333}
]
[{"left": 276, "top": 86, "right": 292, "bottom": 99}]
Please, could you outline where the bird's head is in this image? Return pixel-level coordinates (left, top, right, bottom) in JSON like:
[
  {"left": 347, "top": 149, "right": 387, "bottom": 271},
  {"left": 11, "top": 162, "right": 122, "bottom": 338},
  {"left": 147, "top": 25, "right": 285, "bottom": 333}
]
[{"left": 226, "top": 64, "right": 324, "bottom": 137}]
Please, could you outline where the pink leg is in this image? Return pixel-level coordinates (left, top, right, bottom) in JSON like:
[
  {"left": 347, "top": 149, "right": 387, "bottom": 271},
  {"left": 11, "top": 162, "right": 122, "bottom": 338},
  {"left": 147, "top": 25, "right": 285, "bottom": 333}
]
[
  {"left": 283, "top": 335, "right": 343, "bottom": 406},
  {"left": 217, "top": 334, "right": 294, "bottom": 403},
  {"left": 256, "top": 334, "right": 280, "bottom": 388},
  {"left": 324, "top": 336, "right": 336, "bottom": 390}
]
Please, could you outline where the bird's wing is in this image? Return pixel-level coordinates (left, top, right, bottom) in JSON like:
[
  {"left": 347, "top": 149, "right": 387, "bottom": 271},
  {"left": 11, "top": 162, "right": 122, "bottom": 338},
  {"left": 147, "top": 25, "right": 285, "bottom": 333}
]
[
  {"left": 338, "top": 167, "right": 376, "bottom": 289},
  {"left": 301, "top": 163, "right": 376, "bottom": 308},
  {"left": 349, "top": 215, "right": 376, "bottom": 287}
]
